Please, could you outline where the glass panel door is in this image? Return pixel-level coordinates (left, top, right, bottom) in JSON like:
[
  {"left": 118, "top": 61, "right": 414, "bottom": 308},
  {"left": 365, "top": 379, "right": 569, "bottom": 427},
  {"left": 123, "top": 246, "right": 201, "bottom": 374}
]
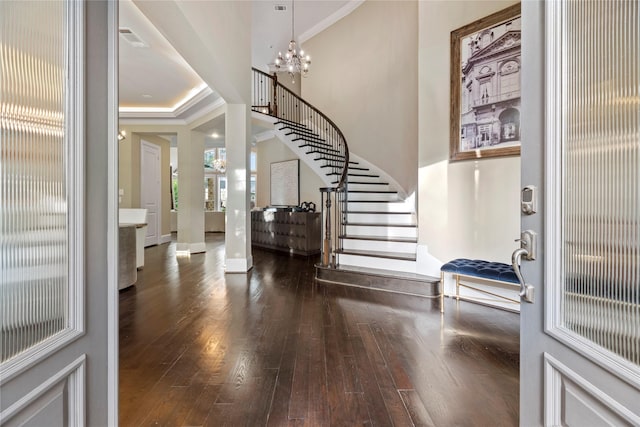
[
  {"left": 1, "top": 0, "right": 69, "bottom": 362},
  {"left": 559, "top": 0, "right": 639, "bottom": 366}
]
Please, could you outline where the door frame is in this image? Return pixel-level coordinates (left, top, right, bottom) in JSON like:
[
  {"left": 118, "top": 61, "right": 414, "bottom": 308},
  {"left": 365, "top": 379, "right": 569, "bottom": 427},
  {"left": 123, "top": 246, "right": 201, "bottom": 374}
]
[{"left": 107, "top": 0, "right": 119, "bottom": 424}]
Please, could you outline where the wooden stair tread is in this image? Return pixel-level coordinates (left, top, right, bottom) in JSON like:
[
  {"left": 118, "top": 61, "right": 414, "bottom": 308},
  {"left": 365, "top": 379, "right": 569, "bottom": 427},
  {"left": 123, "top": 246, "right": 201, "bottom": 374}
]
[
  {"left": 282, "top": 127, "right": 321, "bottom": 137},
  {"left": 347, "top": 210, "right": 414, "bottom": 215},
  {"left": 336, "top": 248, "right": 417, "bottom": 261},
  {"left": 315, "top": 157, "right": 359, "bottom": 165},
  {"left": 348, "top": 200, "right": 407, "bottom": 204},
  {"left": 301, "top": 144, "right": 340, "bottom": 154},
  {"left": 326, "top": 172, "right": 378, "bottom": 177},
  {"left": 274, "top": 119, "right": 308, "bottom": 129},
  {"left": 333, "top": 181, "right": 388, "bottom": 185},
  {"left": 348, "top": 190, "right": 396, "bottom": 194},
  {"left": 345, "top": 222, "right": 417, "bottom": 228},
  {"left": 339, "top": 234, "right": 418, "bottom": 243},
  {"left": 292, "top": 135, "right": 326, "bottom": 143}
]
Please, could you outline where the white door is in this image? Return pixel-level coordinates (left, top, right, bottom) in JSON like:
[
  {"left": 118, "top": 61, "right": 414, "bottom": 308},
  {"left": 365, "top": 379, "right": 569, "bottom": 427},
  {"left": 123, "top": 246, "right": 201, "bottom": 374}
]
[
  {"left": 141, "top": 140, "right": 161, "bottom": 247},
  {"left": 0, "top": 1, "right": 117, "bottom": 425},
  {"left": 520, "top": 1, "right": 639, "bottom": 425}
]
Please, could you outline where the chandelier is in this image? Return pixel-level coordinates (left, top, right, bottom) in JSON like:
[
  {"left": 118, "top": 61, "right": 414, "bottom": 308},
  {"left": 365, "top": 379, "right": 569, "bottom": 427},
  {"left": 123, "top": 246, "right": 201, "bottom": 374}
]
[{"left": 274, "top": 0, "right": 310, "bottom": 83}]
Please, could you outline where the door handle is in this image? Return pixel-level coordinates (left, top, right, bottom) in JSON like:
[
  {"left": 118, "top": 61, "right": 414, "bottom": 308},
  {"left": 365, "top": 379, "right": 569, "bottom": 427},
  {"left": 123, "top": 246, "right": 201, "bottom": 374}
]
[{"left": 512, "top": 247, "right": 535, "bottom": 303}]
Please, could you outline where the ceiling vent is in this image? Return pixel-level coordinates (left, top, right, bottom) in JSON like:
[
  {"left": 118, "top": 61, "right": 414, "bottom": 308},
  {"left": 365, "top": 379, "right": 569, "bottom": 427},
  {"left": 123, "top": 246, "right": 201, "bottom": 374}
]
[
  {"left": 274, "top": 5, "right": 287, "bottom": 11},
  {"left": 119, "top": 28, "right": 148, "bottom": 48}
]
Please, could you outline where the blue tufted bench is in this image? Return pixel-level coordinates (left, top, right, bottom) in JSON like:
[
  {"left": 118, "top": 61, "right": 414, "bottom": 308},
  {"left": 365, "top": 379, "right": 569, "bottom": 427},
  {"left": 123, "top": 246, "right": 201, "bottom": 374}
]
[{"left": 439, "top": 258, "right": 520, "bottom": 313}]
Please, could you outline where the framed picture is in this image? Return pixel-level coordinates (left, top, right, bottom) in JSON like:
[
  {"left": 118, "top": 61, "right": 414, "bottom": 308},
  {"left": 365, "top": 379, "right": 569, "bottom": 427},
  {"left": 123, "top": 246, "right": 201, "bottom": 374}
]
[
  {"left": 450, "top": 4, "right": 521, "bottom": 161},
  {"left": 270, "top": 159, "right": 299, "bottom": 207}
]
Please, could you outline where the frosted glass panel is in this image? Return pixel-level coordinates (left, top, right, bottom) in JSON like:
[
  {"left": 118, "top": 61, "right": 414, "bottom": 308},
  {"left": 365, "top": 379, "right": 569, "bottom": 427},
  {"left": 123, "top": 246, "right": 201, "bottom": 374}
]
[
  {"left": 1, "top": 1, "right": 68, "bottom": 362},
  {"left": 562, "top": 0, "right": 639, "bottom": 365}
]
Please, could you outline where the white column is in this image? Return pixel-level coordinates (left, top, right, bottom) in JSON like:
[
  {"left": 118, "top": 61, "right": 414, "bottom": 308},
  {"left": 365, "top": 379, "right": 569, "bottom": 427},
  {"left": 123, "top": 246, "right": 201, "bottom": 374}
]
[
  {"left": 224, "top": 103, "right": 252, "bottom": 272},
  {"left": 176, "top": 128, "right": 205, "bottom": 254}
]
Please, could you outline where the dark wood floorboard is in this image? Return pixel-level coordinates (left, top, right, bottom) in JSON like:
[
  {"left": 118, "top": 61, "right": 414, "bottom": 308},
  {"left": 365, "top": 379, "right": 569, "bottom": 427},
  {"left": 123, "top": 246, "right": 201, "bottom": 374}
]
[{"left": 120, "top": 234, "right": 519, "bottom": 426}]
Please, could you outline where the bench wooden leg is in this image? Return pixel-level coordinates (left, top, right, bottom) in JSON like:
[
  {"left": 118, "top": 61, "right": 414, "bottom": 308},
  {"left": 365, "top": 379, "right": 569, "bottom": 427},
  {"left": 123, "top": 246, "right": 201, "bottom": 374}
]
[
  {"left": 440, "top": 272, "right": 444, "bottom": 313},
  {"left": 456, "top": 274, "right": 460, "bottom": 301}
]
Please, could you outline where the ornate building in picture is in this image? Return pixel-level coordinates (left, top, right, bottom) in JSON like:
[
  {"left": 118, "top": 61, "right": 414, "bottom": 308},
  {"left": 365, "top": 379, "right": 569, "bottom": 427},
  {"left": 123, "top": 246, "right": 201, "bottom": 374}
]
[{"left": 460, "top": 18, "right": 521, "bottom": 151}]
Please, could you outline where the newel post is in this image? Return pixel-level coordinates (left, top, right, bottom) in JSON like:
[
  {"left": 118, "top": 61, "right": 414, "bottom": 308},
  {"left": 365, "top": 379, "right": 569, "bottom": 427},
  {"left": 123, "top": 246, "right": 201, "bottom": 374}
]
[{"left": 320, "top": 188, "right": 334, "bottom": 268}]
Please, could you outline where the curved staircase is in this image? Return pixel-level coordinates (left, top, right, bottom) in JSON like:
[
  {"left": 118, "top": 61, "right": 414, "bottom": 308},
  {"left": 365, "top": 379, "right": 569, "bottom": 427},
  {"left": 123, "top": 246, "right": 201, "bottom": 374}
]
[{"left": 252, "top": 69, "right": 438, "bottom": 294}]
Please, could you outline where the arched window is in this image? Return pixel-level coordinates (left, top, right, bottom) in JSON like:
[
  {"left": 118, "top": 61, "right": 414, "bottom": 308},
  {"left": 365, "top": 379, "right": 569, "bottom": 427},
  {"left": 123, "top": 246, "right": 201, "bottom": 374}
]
[{"left": 499, "top": 108, "right": 520, "bottom": 142}]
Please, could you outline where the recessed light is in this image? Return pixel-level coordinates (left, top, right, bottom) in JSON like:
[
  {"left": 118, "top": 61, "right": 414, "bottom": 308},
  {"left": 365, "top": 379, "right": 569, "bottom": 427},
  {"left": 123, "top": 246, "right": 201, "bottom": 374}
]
[
  {"left": 142, "top": 94, "right": 152, "bottom": 98},
  {"left": 211, "top": 132, "right": 220, "bottom": 139}
]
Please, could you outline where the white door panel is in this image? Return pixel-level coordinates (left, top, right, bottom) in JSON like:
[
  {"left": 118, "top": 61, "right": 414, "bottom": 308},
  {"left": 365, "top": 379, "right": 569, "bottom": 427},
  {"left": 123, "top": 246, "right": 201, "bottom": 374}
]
[
  {"left": 520, "top": 1, "right": 639, "bottom": 424},
  {"left": 141, "top": 140, "right": 161, "bottom": 247},
  {"left": 2, "top": 357, "right": 85, "bottom": 427}
]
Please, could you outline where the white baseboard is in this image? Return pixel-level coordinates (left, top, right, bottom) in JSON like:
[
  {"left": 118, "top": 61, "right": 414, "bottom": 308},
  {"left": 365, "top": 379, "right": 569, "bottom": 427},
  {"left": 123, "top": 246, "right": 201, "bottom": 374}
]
[
  {"left": 415, "top": 244, "right": 443, "bottom": 277},
  {"left": 225, "top": 256, "right": 253, "bottom": 273},
  {"left": 160, "top": 234, "right": 172, "bottom": 244}
]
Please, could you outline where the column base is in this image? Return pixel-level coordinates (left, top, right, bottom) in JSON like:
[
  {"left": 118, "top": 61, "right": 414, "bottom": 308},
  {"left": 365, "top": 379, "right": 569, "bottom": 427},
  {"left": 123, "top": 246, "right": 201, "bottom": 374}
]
[
  {"left": 176, "top": 242, "right": 206, "bottom": 254},
  {"left": 225, "top": 256, "right": 253, "bottom": 273}
]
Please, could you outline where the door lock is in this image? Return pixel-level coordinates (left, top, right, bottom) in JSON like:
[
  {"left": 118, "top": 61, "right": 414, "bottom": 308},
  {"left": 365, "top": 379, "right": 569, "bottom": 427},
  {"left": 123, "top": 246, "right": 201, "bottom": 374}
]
[
  {"left": 514, "top": 230, "right": 537, "bottom": 260},
  {"left": 512, "top": 230, "right": 536, "bottom": 304},
  {"left": 521, "top": 185, "right": 537, "bottom": 215}
]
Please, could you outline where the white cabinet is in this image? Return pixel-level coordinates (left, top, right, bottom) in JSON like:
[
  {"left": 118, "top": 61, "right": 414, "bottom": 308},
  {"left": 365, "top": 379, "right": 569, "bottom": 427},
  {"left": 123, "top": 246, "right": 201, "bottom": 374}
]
[{"left": 119, "top": 208, "right": 148, "bottom": 269}]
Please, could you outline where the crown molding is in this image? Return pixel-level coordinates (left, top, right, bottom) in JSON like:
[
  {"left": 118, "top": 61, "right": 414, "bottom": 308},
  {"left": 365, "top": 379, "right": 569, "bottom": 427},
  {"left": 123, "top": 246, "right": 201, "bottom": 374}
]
[
  {"left": 118, "top": 84, "right": 213, "bottom": 118},
  {"left": 174, "top": 85, "right": 214, "bottom": 116},
  {"left": 182, "top": 97, "right": 226, "bottom": 124},
  {"left": 118, "top": 117, "right": 187, "bottom": 125},
  {"left": 119, "top": 91, "right": 225, "bottom": 126},
  {"left": 299, "top": 0, "right": 365, "bottom": 45}
]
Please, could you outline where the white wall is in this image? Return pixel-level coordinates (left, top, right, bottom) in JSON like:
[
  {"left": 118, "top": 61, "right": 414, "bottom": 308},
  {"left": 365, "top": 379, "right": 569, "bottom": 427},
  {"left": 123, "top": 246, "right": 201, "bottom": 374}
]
[
  {"left": 118, "top": 127, "right": 172, "bottom": 237},
  {"left": 171, "top": 211, "right": 224, "bottom": 233},
  {"left": 418, "top": 0, "right": 521, "bottom": 264},
  {"left": 301, "top": 0, "right": 418, "bottom": 196},
  {"left": 256, "top": 138, "right": 324, "bottom": 209}
]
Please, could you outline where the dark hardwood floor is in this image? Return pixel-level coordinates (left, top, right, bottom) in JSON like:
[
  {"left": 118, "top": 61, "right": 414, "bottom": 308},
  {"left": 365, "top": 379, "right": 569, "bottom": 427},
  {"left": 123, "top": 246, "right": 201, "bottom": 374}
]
[{"left": 119, "top": 234, "right": 519, "bottom": 426}]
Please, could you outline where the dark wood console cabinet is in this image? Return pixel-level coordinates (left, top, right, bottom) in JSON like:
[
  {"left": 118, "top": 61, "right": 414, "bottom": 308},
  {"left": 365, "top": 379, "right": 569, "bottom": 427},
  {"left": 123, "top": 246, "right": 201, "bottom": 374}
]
[{"left": 251, "top": 210, "right": 321, "bottom": 256}]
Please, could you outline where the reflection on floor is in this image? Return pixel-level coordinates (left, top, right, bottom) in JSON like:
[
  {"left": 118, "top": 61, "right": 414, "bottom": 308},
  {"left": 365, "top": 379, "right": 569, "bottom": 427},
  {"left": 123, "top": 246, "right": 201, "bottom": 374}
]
[{"left": 119, "top": 233, "right": 519, "bottom": 426}]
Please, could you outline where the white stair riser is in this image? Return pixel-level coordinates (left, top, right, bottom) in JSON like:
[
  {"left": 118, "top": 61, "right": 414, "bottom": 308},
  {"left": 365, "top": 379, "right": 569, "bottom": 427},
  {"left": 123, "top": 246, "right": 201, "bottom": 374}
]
[
  {"left": 347, "top": 201, "right": 414, "bottom": 213},
  {"left": 346, "top": 212, "right": 416, "bottom": 225},
  {"left": 337, "top": 253, "right": 417, "bottom": 273},
  {"left": 342, "top": 239, "right": 417, "bottom": 253},
  {"left": 346, "top": 183, "right": 391, "bottom": 191},
  {"left": 347, "top": 193, "right": 399, "bottom": 202},
  {"left": 345, "top": 175, "right": 381, "bottom": 183},
  {"left": 345, "top": 225, "right": 417, "bottom": 238}
]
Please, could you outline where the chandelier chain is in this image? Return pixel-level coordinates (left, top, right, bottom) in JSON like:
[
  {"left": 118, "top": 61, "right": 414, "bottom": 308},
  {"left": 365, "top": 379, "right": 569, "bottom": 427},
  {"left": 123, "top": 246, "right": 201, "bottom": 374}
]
[{"left": 274, "top": 0, "right": 311, "bottom": 83}]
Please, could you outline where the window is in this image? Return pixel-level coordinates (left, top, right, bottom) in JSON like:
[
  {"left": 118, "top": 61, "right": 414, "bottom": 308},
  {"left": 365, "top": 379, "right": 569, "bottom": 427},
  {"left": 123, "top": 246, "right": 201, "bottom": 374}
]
[
  {"left": 204, "top": 148, "right": 226, "bottom": 211},
  {"left": 217, "top": 176, "right": 227, "bottom": 211},
  {"left": 500, "top": 60, "right": 520, "bottom": 98},
  {"left": 172, "top": 148, "right": 256, "bottom": 212}
]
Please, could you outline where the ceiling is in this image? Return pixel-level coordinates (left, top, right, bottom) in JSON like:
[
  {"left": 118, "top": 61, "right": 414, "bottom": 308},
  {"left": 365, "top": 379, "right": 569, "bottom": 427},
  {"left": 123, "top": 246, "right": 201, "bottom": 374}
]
[{"left": 119, "top": 0, "right": 357, "bottom": 114}]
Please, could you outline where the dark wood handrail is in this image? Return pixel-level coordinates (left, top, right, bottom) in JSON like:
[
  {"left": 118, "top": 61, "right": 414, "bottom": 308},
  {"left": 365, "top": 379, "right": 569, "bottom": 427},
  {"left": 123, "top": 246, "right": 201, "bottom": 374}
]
[{"left": 251, "top": 67, "right": 349, "bottom": 192}]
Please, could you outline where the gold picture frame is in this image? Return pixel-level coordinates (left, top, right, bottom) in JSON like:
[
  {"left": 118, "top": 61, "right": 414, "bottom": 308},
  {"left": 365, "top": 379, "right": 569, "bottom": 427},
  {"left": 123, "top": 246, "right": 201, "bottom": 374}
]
[{"left": 450, "top": 3, "right": 522, "bottom": 161}]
